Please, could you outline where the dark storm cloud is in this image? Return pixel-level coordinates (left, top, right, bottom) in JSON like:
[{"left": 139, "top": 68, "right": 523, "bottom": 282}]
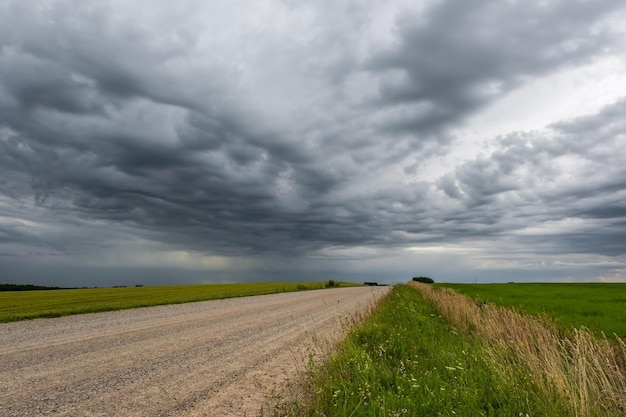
[
  {"left": 367, "top": 0, "right": 622, "bottom": 136},
  {"left": 0, "top": 0, "right": 381, "bottom": 258},
  {"left": 437, "top": 99, "right": 626, "bottom": 256},
  {"left": 1, "top": 0, "right": 625, "bottom": 285}
]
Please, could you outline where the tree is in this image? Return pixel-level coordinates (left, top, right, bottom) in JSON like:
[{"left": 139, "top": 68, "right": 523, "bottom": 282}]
[{"left": 412, "top": 276, "right": 434, "bottom": 284}]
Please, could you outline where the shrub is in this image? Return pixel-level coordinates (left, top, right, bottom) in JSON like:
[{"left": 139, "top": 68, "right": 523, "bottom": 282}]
[{"left": 412, "top": 276, "right": 434, "bottom": 284}]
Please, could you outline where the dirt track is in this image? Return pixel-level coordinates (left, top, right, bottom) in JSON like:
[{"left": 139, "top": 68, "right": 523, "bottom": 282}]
[{"left": 0, "top": 286, "right": 389, "bottom": 416}]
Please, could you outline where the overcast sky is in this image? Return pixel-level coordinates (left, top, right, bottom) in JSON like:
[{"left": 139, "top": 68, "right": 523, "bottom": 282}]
[{"left": 1, "top": 0, "right": 626, "bottom": 287}]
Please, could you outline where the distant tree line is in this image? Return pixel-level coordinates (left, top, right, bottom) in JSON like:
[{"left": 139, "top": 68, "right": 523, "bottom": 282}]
[{"left": 0, "top": 283, "right": 65, "bottom": 291}]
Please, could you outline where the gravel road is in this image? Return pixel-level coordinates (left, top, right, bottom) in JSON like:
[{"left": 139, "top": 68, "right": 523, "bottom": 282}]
[{"left": 0, "top": 286, "right": 389, "bottom": 416}]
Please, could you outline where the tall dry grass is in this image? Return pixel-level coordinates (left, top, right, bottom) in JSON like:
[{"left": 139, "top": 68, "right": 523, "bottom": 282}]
[{"left": 410, "top": 282, "right": 626, "bottom": 417}]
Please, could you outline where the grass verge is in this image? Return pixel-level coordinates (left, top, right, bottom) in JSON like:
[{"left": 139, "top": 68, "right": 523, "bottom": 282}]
[
  {"left": 276, "top": 284, "right": 572, "bottom": 416},
  {"left": 0, "top": 281, "right": 356, "bottom": 323}
]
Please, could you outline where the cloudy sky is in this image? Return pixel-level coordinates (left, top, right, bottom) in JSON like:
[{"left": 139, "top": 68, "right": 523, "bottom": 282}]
[{"left": 1, "top": 0, "right": 626, "bottom": 287}]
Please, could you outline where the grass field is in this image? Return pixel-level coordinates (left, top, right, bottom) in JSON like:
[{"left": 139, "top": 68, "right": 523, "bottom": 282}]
[
  {"left": 437, "top": 283, "right": 626, "bottom": 338},
  {"left": 0, "top": 281, "right": 353, "bottom": 323}
]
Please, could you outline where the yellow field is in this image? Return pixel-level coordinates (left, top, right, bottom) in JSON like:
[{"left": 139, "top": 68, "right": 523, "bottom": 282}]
[{"left": 0, "top": 281, "right": 353, "bottom": 322}]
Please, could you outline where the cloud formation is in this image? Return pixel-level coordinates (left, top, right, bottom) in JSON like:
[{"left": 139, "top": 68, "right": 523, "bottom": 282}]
[{"left": 1, "top": 0, "right": 626, "bottom": 285}]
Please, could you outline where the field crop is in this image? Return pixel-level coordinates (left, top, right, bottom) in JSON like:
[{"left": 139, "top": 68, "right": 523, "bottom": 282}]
[
  {"left": 0, "top": 281, "right": 354, "bottom": 323},
  {"left": 437, "top": 283, "right": 626, "bottom": 337}
]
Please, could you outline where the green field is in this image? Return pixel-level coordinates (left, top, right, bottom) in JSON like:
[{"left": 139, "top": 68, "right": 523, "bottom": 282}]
[
  {"left": 0, "top": 281, "right": 352, "bottom": 323},
  {"left": 437, "top": 283, "right": 626, "bottom": 338}
]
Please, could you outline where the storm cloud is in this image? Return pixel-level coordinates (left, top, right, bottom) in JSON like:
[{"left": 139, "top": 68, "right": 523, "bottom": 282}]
[{"left": 1, "top": 0, "right": 626, "bottom": 286}]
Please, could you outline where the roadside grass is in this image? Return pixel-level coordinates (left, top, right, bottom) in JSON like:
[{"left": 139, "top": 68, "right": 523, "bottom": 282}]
[
  {"left": 0, "top": 281, "right": 356, "bottom": 323},
  {"left": 276, "top": 284, "right": 563, "bottom": 417},
  {"left": 437, "top": 283, "right": 626, "bottom": 338},
  {"left": 415, "top": 282, "right": 626, "bottom": 417}
]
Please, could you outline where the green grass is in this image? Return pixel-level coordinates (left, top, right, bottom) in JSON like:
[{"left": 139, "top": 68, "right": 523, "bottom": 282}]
[
  {"left": 437, "top": 283, "right": 626, "bottom": 338},
  {"left": 0, "top": 281, "right": 355, "bottom": 323},
  {"left": 285, "top": 285, "right": 563, "bottom": 417}
]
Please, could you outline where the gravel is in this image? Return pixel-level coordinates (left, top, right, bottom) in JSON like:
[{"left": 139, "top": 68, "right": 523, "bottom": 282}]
[{"left": 0, "top": 286, "right": 390, "bottom": 416}]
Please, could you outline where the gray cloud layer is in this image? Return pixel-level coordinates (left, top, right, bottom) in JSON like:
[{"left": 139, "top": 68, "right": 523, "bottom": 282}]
[{"left": 1, "top": 0, "right": 625, "bottom": 285}]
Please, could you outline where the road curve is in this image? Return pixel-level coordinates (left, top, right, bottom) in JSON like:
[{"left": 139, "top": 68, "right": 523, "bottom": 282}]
[{"left": 0, "top": 286, "right": 389, "bottom": 416}]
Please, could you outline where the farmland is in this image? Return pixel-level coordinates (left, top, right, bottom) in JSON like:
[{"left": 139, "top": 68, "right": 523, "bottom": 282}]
[
  {"left": 0, "top": 281, "right": 353, "bottom": 323},
  {"left": 437, "top": 283, "right": 626, "bottom": 337},
  {"left": 4, "top": 280, "right": 625, "bottom": 416}
]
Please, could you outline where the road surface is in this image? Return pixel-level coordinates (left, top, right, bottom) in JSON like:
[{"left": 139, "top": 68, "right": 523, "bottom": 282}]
[{"left": 0, "top": 286, "right": 389, "bottom": 416}]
